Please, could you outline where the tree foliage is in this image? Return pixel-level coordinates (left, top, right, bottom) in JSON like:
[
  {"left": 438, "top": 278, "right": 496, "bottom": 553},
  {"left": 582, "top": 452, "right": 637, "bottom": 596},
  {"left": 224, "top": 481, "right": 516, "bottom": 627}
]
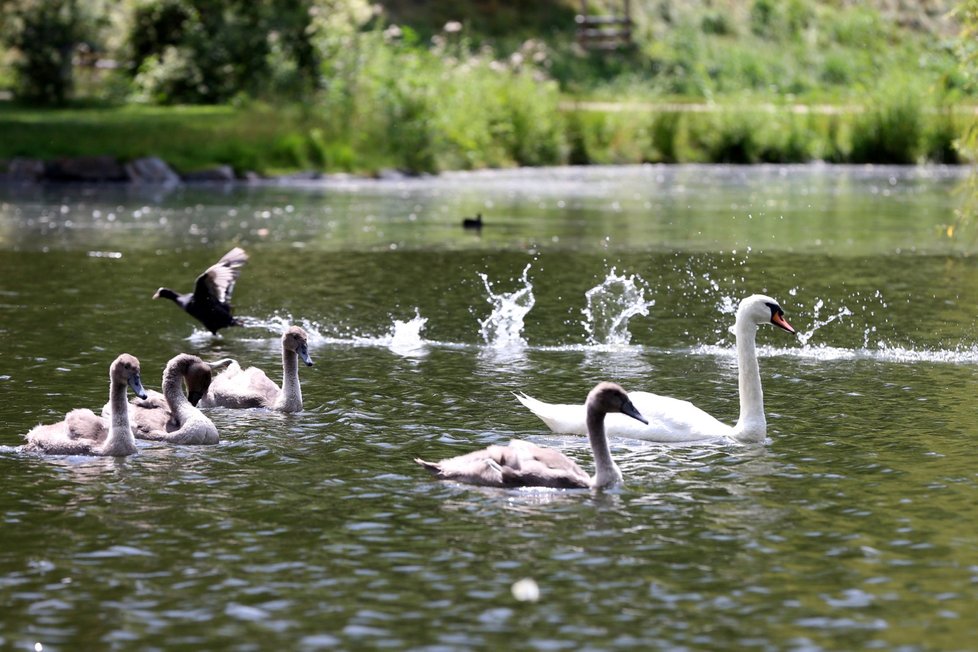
[
  {"left": 129, "top": 0, "right": 321, "bottom": 103},
  {"left": 1, "top": 0, "right": 96, "bottom": 105},
  {"left": 958, "top": 0, "right": 978, "bottom": 159},
  {"left": 0, "top": 0, "right": 323, "bottom": 105}
]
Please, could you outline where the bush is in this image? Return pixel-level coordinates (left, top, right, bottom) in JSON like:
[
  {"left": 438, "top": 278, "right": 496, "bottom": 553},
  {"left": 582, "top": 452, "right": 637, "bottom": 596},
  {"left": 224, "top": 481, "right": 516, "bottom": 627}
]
[
  {"left": 312, "top": 28, "right": 566, "bottom": 173},
  {"left": 5, "top": 0, "right": 93, "bottom": 105},
  {"left": 923, "top": 108, "right": 961, "bottom": 164},
  {"left": 850, "top": 82, "right": 925, "bottom": 164},
  {"left": 650, "top": 111, "right": 682, "bottom": 163},
  {"left": 697, "top": 109, "right": 766, "bottom": 164},
  {"left": 127, "top": 0, "right": 319, "bottom": 104}
]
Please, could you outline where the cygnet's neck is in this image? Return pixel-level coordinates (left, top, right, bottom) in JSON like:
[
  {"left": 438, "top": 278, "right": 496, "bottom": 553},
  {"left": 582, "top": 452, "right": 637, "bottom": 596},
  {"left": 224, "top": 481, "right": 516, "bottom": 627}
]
[
  {"left": 162, "top": 362, "right": 193, "bottom": 420},
  {"left": 732, "top": 318, "right": 766, "bottom": 442},
  {"left": 275, "top": 347, "right": 303, "bottom": 412},
  {"left": 586, "top": 405, "right": 622, "bottom": 488},
  {"left": 104, "top": 377, "right": 137, "bottom": 455}
]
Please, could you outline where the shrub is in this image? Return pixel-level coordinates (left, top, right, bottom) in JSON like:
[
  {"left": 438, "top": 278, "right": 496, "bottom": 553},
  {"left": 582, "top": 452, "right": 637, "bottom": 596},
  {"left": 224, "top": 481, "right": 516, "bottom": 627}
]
[
  {"left": 127, "top": 0, "right": 319, "bottom": 104},
  {"left": 650, "top": 111, "right": 682, "bottom": 163},
  {"left": 5, "top": 0, "right": 93, "bottom": 105},
  {"left": 701, "top": 109, "right": 765, "bottom": 164},
  {"left": 923, "top": 108, "right": 960, "bottom": 164},
  {"left": 850, "top": 83, "right": 924, "bottom": 164}
]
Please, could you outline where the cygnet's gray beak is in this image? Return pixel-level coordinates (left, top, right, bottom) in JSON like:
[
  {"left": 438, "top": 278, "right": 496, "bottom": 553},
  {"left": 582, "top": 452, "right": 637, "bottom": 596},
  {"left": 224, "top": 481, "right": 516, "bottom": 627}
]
[
  {"left": 622, "top": 399, "right": 648, "bottom": 425},
  {"left": 129, "top": 374, "right": 148, "bottom": 400}
]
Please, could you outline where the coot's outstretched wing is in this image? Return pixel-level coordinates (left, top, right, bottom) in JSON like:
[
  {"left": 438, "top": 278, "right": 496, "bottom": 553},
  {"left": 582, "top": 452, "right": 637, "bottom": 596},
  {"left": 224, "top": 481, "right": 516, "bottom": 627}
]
[{"left": 193, "top": 247, "right": 248, "bottom": 305}]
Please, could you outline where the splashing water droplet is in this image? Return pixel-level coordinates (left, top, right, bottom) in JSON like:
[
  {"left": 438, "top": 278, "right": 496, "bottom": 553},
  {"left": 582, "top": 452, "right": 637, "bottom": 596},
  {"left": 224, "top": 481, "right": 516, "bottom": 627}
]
[
  {"left": 478, "top": 264, "right": 535, "bottom": 348},
  {"left": 796, "top": 302, "right": 853, "bottom": 346},
  {"left": 581, "top": 268, "right": 654, "bottom": 346},
  {"left": 388, "top": 309, "right": 428, "bottom": 356}
]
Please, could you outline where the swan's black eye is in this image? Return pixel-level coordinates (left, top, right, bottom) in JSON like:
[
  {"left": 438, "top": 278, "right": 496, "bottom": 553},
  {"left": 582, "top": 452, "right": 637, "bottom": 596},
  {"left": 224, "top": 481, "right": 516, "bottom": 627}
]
[{"left": 765, "top": 302, "right": 783, "bottom": 317}]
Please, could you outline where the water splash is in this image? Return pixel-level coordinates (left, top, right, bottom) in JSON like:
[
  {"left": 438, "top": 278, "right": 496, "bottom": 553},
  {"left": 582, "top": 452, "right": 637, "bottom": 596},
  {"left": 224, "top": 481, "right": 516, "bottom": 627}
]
[
  {"left": 236, "top": 314, "right": 330, "bottom": 346},
  {"left": 581, "top": 268, "right": 654, "bottom": 346},
  {"left": 387, "top": 309, "right": 428, "bottom": 357},
  {"left": 193, "top": 310, "right": 978, "bottom": 368},
  {"left": 186, "top": 314, "right": 329, "bottom": 346},
  {"left": 478, "top": 264, "right": 535, "bottom": 348},
  {"left": 796, "top": 298, "right": 853, "bottom": 346},
  {"left": 695, "top": 342, "right": 978, "bottom": 366}
]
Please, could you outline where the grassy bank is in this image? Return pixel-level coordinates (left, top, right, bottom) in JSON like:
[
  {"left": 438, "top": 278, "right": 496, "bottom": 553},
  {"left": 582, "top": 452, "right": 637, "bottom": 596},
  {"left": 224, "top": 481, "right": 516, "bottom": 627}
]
[
  {"left": 0, "top": 104, "right": 321, "bottom": 175},
  {"left": 1, "top": 1, "right": 974, "bottom": 175},
  {"left": 0, "top": 97, "right": 971, "bottom": 177}
]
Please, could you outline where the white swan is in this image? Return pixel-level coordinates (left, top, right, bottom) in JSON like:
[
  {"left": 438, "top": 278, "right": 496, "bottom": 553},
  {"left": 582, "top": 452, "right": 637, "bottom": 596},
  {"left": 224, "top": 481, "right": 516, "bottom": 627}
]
[
  {"left": 199, "top": 326, "right": 313, "bottom": 412},
  {"left": 416, "top": 382, "right": 646, "bottom": 489},
  {"left": 516, "top": 294, "right": 796, "bottom": 443},
  {"left": 134, "top": 354, "right": 222, "bottom": 444},
  {"left": 24, "top": 354, "right": 148, "bottom": 456}
]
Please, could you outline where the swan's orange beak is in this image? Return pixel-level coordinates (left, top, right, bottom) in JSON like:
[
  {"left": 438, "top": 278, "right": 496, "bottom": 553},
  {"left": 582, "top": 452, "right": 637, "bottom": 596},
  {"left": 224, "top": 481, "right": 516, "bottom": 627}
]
[{"left": 772, "top": 312, "right": 796, "bottom": 334}]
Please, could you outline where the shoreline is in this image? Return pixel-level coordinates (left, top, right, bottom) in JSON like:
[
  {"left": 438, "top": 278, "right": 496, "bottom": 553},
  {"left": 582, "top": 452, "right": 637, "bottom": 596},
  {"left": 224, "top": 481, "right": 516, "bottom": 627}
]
[{"left": 1, "top": 159, "right": 972, "bottom": 192}]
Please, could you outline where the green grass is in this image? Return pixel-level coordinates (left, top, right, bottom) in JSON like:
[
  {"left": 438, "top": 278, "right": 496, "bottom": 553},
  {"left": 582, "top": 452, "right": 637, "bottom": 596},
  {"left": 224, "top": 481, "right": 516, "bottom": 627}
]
[
  {"left": 1, "top": 96, "right": 973, "bottom": 176},
  {"left": 0, "top": 103, "right": 365, "bottom": 174}
]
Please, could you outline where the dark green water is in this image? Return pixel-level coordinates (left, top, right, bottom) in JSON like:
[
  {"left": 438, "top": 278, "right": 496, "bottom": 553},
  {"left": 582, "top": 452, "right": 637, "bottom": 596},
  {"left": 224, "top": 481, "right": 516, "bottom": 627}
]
[{"left": 2, "top": 165, "right": 978, "bottom": 650}]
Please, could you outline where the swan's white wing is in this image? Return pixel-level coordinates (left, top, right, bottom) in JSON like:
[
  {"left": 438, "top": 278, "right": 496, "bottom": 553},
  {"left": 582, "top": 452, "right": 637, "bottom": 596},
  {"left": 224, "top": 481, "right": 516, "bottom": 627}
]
[
  {"left": 623, "top": 392, "right": 732, "bottom": 441},
  {"left": 516, "top": 391, "right": 732, "bottom": 443},
  {"left": 514, "top": 394, "right": 589, "bottom": 436}
]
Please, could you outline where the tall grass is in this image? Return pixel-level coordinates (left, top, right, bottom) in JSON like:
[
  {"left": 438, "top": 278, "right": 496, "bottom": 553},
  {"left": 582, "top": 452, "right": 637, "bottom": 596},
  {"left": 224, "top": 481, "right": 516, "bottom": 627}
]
[
  {"left": 0, "top": 73, "right": 971, "bottom": 174},
  {"left": 314, "top": 32, "right": 565, "bottom": 173},
  {"left": 850, "top": 83, "right": 925, "bottom": 164}
]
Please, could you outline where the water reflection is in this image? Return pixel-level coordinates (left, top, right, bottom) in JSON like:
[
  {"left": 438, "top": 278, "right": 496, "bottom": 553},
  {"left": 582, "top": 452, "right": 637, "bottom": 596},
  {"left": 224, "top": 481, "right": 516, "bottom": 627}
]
[{"left": 2, "top": 165, "right": 969, "bottom": 255}]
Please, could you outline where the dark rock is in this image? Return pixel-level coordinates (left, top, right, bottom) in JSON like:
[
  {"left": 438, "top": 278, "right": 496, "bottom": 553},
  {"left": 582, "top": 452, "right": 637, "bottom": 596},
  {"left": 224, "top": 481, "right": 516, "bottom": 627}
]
[
  {"left": 45, "top": 155, "right": 127, "bottom": 182},
  {"left": 182, "top": 165, "right": 236, "bottom": 182},
  {"left": 276, "top": 170, "right": 322, "bottom": 182},
  {"left": 374, "top": 168, "right": 407, "bottom": 180},
  {"left": 125, "top": 156, "right": 180, "bottom": 185},
  {"left": 0, "top": 158, "right": 45, "bottom": 183}
]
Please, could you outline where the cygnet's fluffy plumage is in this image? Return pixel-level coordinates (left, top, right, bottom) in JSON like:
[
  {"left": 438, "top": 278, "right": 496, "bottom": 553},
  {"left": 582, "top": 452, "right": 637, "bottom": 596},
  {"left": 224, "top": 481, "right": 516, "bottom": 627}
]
[
  {"left": 130, "top": 354, "right": 222, "bottom": 444},
  {"left": 200, "top": 326, "right": 313, "bottom": 412},
  {"left": 24, "top": 354, "right": 148, "bottom": 457},
  {"left": 416, "top": 382, "right": 646, "bottom": 489}
]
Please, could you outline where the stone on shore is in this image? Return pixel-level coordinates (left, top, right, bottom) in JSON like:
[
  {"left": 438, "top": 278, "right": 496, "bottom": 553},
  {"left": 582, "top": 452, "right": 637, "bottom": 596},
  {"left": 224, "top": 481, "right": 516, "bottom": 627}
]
[
  {"left": 182, "top": 165, "right": 236, "bottom": 182},
  {"left": 0, "top": 158, "right": 45, "bottom": 183},
  {"left": 125, "top": 156, "right": 180, "bottom": 185},
  {"left": 45, "top": 155, "right": 127, "bottom": 182}
]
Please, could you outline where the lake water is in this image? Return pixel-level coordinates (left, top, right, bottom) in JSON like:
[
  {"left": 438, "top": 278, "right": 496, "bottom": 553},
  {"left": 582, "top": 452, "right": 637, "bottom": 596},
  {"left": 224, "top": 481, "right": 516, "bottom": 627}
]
[{"left": 2, "top": 165, "right": 978, "bottom": 650}]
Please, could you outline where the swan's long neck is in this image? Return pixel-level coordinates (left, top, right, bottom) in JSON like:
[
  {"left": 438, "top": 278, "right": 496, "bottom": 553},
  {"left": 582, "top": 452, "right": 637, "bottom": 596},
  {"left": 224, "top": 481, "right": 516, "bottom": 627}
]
[
  {"left": 586, "top": 407, "right": 622, "bottom": 488},
  {"left": 275, "top": 348, "right": 303, "bottom": 412},
  {"left": 162, "top": 363, "right": 193, "bottom": 421},
  {"left": 103, "top": 377, "right": 137, "bottom": 455},
  {"left": 732, "top": 318, "right": 766, "bottom": 442}
]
